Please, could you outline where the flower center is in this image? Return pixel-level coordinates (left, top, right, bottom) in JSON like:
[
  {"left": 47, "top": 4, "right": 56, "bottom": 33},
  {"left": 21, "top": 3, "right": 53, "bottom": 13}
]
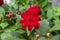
[{"left": 29, "top": 19, "right": 32, "bottom": 22}]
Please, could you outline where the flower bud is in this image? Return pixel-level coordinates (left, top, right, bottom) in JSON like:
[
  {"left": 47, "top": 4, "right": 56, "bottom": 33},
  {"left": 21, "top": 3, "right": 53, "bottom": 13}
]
[
  {"left": 4, "top": 0, "right": 11, "bottom": 5},
  {"left": 36, "top": 34, "right": 40, "bottom": 39},
  {"left": 46, "top": 32, "right": 51, "bottom": 38},
  {"left": 7, "top": 13, "right": 13, "bottom": 20}
]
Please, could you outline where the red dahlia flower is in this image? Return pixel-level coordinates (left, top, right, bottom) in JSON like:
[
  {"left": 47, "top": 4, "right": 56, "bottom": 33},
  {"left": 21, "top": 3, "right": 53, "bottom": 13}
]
[
  {"left": 27, "top": 5, "right": 41, "bottom": 15},
  {"left": 20, "top": 12, "right": 41, "bottom": 31},
  {"left": 0, "top": 0, "right": 4, "bottom": 6}
]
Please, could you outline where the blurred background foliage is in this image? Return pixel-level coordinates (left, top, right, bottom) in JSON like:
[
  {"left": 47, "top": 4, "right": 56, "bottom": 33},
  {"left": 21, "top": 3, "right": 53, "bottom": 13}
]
[{"left": 0, "top": 0, "right": 60, "bottom": 40}]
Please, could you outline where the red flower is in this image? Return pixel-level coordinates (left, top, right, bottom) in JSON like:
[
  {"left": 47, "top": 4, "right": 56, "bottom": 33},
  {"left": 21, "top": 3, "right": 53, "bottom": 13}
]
[
  {"left": 20, "top": 12, "right": 41, "bottom": 31},
  {"left": 0, "top": 0, "right": 4, "bottom": 6},
  {"left": 26, "top": 5, "right": 41, "bottom": 15}
]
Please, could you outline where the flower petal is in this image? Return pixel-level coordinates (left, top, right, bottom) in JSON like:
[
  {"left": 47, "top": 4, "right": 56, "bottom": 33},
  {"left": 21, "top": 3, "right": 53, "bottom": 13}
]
[
  {"left": 21, "top": 13, "right": 28, "bottom": 20},
  {"left": 32, "top": 15, "right": 41, "bottom": 21},
  {"left": 22, "top": 24, "right": 27, "bottom": 30},
  {"left": 34, "top": 22, "right": 40, "bottom": 29},
  {"left": 20, "top": 20, "right": 25, "bottom": 24},
  {"left": 28, "top": 23, "right": 34, "bottom": 31}
]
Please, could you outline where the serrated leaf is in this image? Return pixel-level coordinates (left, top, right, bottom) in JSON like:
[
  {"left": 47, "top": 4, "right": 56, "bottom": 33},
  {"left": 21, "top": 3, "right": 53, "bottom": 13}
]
[
  {"left": 1, "top": 32, "right": 25, "bottom": 40},
  {"left": 54, "top": 7, "right": 60, "bottom": 16},
  {"left": 37, "top": 19, "right": 50, "bottom": 35},
  {"left": 1, "top": 33, "right": 14, "bottom": 40},
  {"left": 0, "top": 22, "right": 9, "bottom": 29},
  {"left": 11, "top": 31, "right": 24, "bottom": 38},
  {"left": 8, "top": 0, "right": 16, "bottom": 7},
  {"left": 39, "top": 0, "right": 48, "bottom": 8},
  {"left": 3, "top": 4, "right": 9, "bottom": 11},
  {"left": 50, "top": 20, "right": 60, "bottom": 31},
  {"left": 16, "top": 14, "right": 21, "bottom": 22},
  {"left": 4, "top": 25, "right": 18, "bottom": 32},
  {"left": 16, "top": 29, "right": 25, "bottom": 34},
  {"left": 47, "top": 8, "right": 54, "bottom": 20},
  {"left": 12, "top": 4, "right": 18, "bottom": 10}
]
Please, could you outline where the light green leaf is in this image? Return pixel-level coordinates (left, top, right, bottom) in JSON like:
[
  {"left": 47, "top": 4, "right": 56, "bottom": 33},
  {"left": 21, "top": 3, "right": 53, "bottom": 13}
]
[
  {"left": 0, "top": 22, "right": 9, "bottom": 29},
  {"left": 1, "top": 32, "right": 25, "bottom": 40},
  {"left": 12, "top": 4, "right": 18, "bottom": 10},
  {"left": 11, "top": 31, "right": 24, "bottom": 38},
  {"left": 40, "top": 37, "right": 46, "bottom": 40},
  {"left": 51, "top": 35, "right": 60, "bottom": 40},
  {"left": 39, "top": 37, "right": 50, "bottom": 40},
  {"left": 16, "top": 29, "right": 25, "bottom": 34},
  {"left": 1, "top": 32, "right": 14, "bottom": 40},
  {"left": 47, "top": 8, "right": 54, "bottom": 20},
  {"left": 54, "top": 7, "right": 60, "bottom": 16},
  {"left": 0, "top": 7, "right": 5, "bottom": 17},
  {"left": 50, "top": 20, "right": 60, "bottom": 31},
  {"left": 8, "top": 0, "right": 16, "bottom": 7},
  {"left": 37, "top": 19, "right": 50, "bottom": 35},
  {"left": 4, "top": 25, "right": 18, "bottom": 32}
]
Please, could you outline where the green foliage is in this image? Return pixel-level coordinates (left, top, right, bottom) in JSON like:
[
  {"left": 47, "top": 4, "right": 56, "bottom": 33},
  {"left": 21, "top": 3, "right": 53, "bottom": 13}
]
[
  {"left": 50, "top": 20, "right": 60, "bottom": 31},
  {"left": 0, "top": 22, "right": 8, "bottom": 29},
  {"left": 51, "top": 35, "right": 60, "bottom": 40},
  {"left": 0, "top": 0, "right": 60, "bottom": 40},
  {"left": 38, "top": 19, "right": 50, "bottom": 36}
]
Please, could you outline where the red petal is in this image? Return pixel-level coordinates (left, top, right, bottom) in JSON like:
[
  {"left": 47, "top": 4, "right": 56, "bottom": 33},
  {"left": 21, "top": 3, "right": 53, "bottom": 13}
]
[
  {"left": 20, "top": 20, "right": 25, "bottom": 24},
  {"left": 32, "top": 15, "right": 40, "bottom": 21},
  {"left": 22, "top": 21, "right": 29, "bottom": 30},
  {"left": 28, "top": 23, "right": 34, "bottom": 32},
  {"left": 22, "top": 24, "right": 27, "bottom": 30},
  {"left": 34, "top": 22, "right": 40, "bottom": 30},
  {"left": 21, "top": 13, "right": 28, "bottom": 20}
]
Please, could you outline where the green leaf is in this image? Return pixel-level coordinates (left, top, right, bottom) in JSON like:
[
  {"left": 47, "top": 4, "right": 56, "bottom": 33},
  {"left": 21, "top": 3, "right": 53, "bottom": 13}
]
[
  {"left": 51, "top": 35, "right": 60, "bottom": 40},
  {"left": 38, "top": 0, "right": 48, "bottom": 8},
  {"left": 54, "top": 7, "right": 60, "bottom": 16},
  {"left": 40, "top": 37, "right": 46, "bottom": 40},
  {"left": 0, "top": 22, "right": 9, "bottom": 29},
  {"left": 0, "top": 7, "right": 5, "bottom": 17},
  {"left": 12, "top": 4, "right": 18, "bottom": 10},
  {"left": 37, "top": 19, "right": 50, "bottom": 36},
  {"left": 1, "top": 32, "right": 25, "bottom": 40},
  {"left": 16, "top": 29, "right": 25, "bottom": 34},
  {"left": 50, "top": 20, "right": 60, "bottom": 31},
  {"left": 16, "top": 14, "right": 21, "bottom": 22},
  {"left": 4, "top": 25, "right": 18, "bottom": 32},
  {"left": 1, "top": 32, "right": 14, "bottom": 40},
  {"left": 8, "top": 0, "right": 16, "bottom": 7},
  {"left": 40, "top": 8, "right": 46, "bottom": 19},
  {"left": 3, "top": 4, "right": 9, "bottom": 11},
  {"left": 11, "top": 31, "right": 24, "bottom": 38},
  {"left": 47, "top": 8, "right": 54, "bottom": 20},
  {"left": 39, "top": 37, "right": 50, "bottom": 40}
]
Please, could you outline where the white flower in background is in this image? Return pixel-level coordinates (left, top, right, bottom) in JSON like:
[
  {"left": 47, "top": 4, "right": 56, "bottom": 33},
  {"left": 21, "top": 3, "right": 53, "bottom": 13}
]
[
  {"left": 4, "top": 0, "right": 11, "bottom": 4},
  {"left": 4, "top": 0, "right": 15, "bottom": 7}
]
